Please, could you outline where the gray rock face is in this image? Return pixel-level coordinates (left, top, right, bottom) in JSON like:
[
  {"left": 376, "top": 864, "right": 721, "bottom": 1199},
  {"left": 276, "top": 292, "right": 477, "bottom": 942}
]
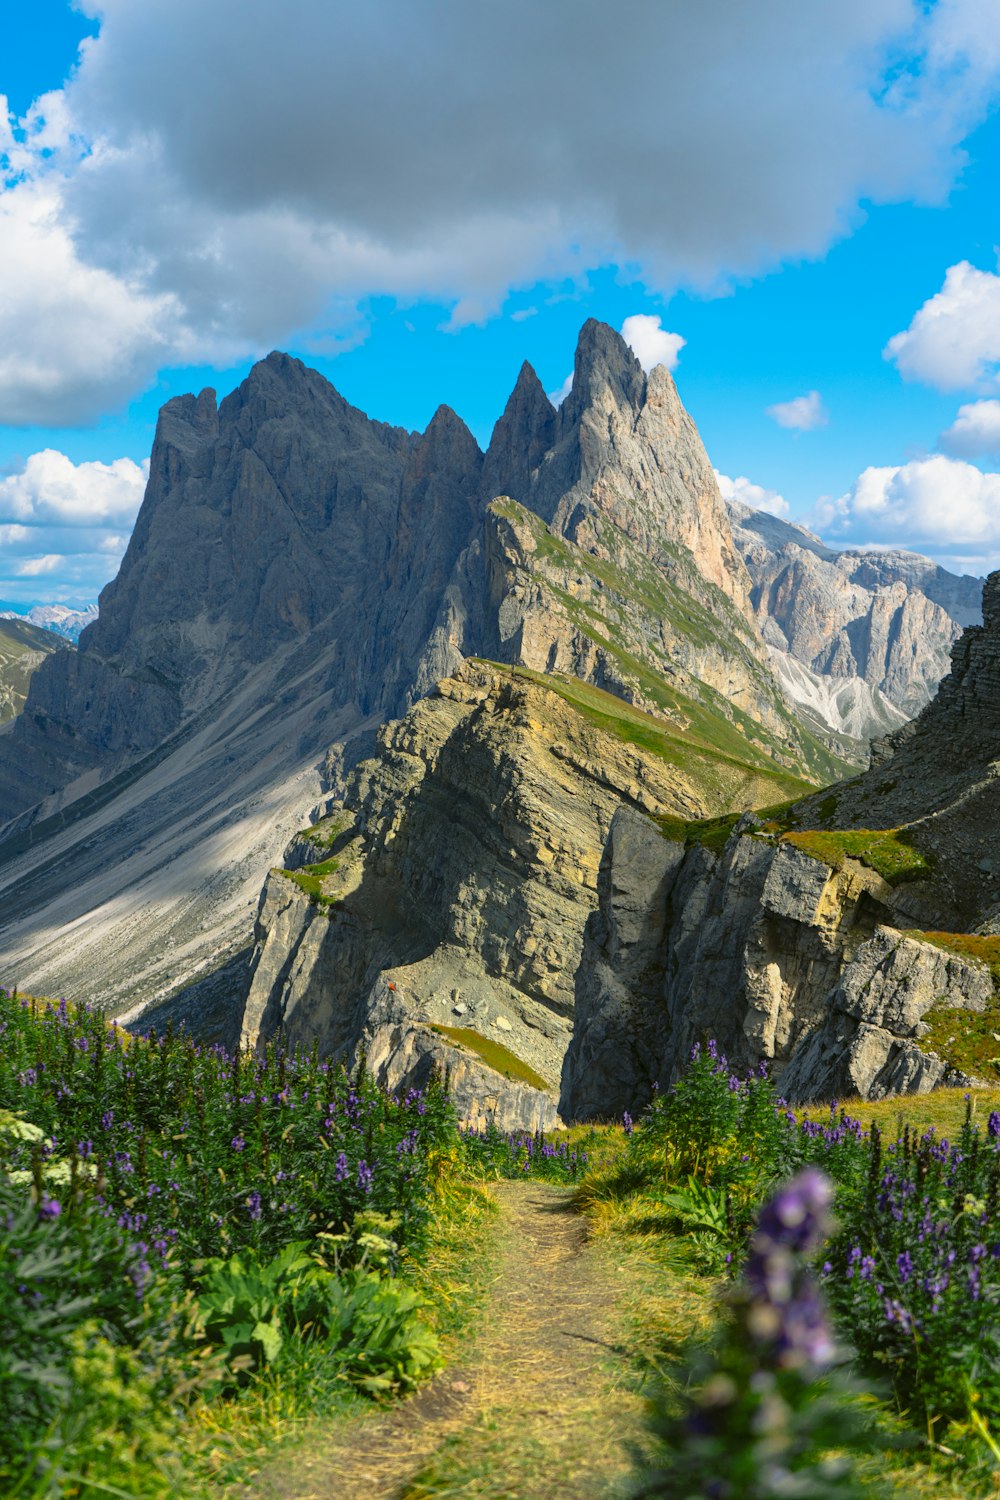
[
  {"left": 729, "top": 500, "right": 983, "bottom": 727},
  {"left": 780, "top": 928, "right": 990, "bottom": 1100},
  {"left": 0, "top": 320, "right": 845, "bottom": 1021},
  {"left": 241, "top": 659, "right": 748, "bottom": 1126},
  {"left": 561, "top": 820, "right": 986, "bottom": 1115},
  {"left": 559, "top": 806, "right": 685, "bottom": 1119}
]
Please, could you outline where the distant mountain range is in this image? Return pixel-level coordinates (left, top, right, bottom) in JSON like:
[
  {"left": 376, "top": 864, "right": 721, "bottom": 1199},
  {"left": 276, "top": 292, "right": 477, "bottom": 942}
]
[
  {"left": 0, "top": 603, "right": 98, "bottom": 643},
  {"left": 727, "top": 501, "right": 983, "bottom": 741}
]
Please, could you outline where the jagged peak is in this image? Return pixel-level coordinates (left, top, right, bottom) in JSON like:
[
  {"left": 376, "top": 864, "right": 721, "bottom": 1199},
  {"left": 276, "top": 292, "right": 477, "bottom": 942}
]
[
  {"left": 480, "top": 359, "right": 558, "bottom": 504},
  {"left": 419, "top": 403, "right": 481, "bottom": 456},
  {"left": 559, "top": 319, "right": 646, "bottom": 428},
  {"left": 511, "top": 360, "right": 553, "bottom": 408}
]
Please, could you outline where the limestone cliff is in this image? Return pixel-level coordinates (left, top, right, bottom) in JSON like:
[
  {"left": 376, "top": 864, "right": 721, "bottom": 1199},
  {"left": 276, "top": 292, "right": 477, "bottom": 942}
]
[
  {"left": 562, "top": 811, "right": 990, "bottom": 1117},
  {"left": 241, "top": 660, "right": 815, "bottom": 1126}
]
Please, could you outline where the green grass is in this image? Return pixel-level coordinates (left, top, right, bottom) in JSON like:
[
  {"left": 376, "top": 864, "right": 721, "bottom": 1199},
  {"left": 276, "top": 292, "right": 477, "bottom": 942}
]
[
  {"left": 276, "top": 856, "right": 341, "bottom": 904},
  {"left": 486, "top": 498, "right": 860, "bottom": 788},
  {"left": 780, "top": 827, "right": 932, "bottom": 885},
  {"left": 656, "top": 796, "right": 806, "bottom": 855},
  {"left": 429, "top": 1026, "right": 551, "bottom": 1092},
  {"left": 801, "top": 1085, "right": 1000, "bottom": 1143},
  {"left": 894, "top": 935, "right": 1000, "bottom": 1077},
  {"left": 475, "top": 660, "right": 817, "bottom": 812},
  {"left": 294, "top": 812, "right": 353, "bottom": 851}
]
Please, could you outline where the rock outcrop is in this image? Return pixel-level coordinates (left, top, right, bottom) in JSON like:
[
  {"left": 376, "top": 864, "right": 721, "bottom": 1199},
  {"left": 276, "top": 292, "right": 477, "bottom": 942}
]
[
  {"left": 562, "top": 813, "right": 987, "bottom": 1116},
  {"left": 240, "top": 660, "right": 815, "bottom": 1125}
]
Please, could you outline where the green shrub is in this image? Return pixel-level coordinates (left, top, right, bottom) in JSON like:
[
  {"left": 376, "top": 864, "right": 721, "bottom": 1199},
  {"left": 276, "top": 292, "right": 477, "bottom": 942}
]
[{"left": 194, "top": 1240, "right": 442, "bottom": 1397}]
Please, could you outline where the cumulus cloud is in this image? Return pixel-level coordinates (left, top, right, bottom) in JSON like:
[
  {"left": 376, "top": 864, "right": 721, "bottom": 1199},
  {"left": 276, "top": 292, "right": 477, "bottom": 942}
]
[
  {"left": 0, "top": 450, "right": 146, "bottom": 603},
  {"left": 766, "top": 391, "right": 828, "bottom": 431},
  {"left": 715, "top": 470, "right": 790, "bottom": 518},
  {"left": 0, "top": 175, "right": 181, "bottom": 426},
  {"left": 813, "top": 454, "right": 1000, "bottom": 569},
  {"left": 0, "top": 0, "right": 998, "bottom": 423},
  {"left": 940, "top": 398, "right": 1000, "bottom": 457},
  {"left": 620, "top": 314, "right": 685, "bottom": 373},
  {"left": 0, "top": 451, "right": 148, "bottom": 525},
  {"left": 885, "top": 260, "right": 1000, "bottom": 390}
]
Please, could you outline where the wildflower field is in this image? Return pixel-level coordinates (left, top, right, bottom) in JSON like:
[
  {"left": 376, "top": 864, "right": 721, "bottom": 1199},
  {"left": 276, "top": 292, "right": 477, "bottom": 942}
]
[
  {"left": 4, "top": 983, "right": 1000, "bottom": 1497},
  {"left": 591, "top": 1042, "right": 1000, "bottom": 1494}
]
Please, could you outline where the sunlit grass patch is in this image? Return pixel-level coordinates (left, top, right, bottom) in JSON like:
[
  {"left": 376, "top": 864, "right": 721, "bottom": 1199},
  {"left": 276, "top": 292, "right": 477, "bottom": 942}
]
[
  {"left": 801, "top": 1085, "right": 1000, "bottom": 1141},
  {"left": 781, "top": 826, "right": 932, "bottom": 884},
  {"left": 430, "top": 1024, "right": 551, "bottom": 1091},
  {"left": 276, "top": 855, "right": 341, "bottom": 904}
]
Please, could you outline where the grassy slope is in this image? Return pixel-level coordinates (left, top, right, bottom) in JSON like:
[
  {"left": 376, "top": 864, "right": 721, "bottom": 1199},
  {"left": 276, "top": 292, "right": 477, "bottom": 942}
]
[
  {"left": 0, "top": 618, "right": 69, "bottom": 724},
  {"left": 429, "top": 1025, "right": 551, "bottom": 1091},
  {"left": 489, "top": 497, "right": 860, "bottom": 788},
  {"left": 477, "top": 660, "right": 818, "bottom": 810}
]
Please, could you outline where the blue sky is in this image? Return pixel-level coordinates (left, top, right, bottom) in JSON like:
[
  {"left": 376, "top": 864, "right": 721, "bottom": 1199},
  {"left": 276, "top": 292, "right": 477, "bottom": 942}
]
[{"left": 3, "top": 1, "right": 1000, "bottom": 607}]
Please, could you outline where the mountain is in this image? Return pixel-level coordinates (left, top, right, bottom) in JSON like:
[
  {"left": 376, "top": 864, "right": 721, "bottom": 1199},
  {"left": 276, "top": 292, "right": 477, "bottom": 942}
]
[
  {"left": 727, "top": 500, "right": 983, "bottom": 736},
  {"left": 22, "top": 604, "right": 98, "bottom": 643},
  {"left": 238, "top": 659, "right": 817, "bottom": 1127},
  {"left": 0, "top": 618, "right": 72, "bottom": 726},
  {"left": 563, "top": 566, "right": 1000, "bottom": 1116},
  {"left": 0, "top": 323, "right": 862, "bottom": 1025}
]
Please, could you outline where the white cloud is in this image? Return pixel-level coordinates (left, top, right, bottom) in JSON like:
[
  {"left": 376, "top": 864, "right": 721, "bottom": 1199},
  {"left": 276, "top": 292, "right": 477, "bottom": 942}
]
[
  {"left": 0, "top": 452, "right": 146, "bottom": 604},
  {"left": 886, "top": 261, "right": 1000, "bottom": 391},
  {"left": 715, "top": 470, "right": 790, "bottom": 518},
  {"left": 620, "top": 314, "right": 685, "bottom": 373},
  {"left": 766, "top": 390, "right": 827, "bottom": 431},
  {"left": 813, "top": 454, "right": 1000, "bottom": 569},
  {"left": 0, "top": 176, "right": 181, "bottom": 425},
  {"left": 940, "top": 398, "right": 1000, "bottom": 457},
  {"left": 0, "top": 0, "right": 998, "bottom": 424},
  {"left": 17, "top": 555, "right": 64, "bottom": 577},
  {"left": 0, "top": 450, "right": 148, "bottom": 526}
]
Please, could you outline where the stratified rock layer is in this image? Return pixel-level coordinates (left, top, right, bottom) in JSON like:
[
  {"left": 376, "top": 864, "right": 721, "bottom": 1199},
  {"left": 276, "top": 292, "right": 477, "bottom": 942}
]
[{"left": 241, "top": 660, "right": 810, "bottom": 1126}]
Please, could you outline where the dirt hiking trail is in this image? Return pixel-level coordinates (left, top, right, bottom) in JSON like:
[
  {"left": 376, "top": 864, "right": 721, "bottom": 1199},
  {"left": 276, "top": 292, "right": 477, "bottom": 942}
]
[{"left": 246, "top": 1181, "right": 655, "bottom": 1499}]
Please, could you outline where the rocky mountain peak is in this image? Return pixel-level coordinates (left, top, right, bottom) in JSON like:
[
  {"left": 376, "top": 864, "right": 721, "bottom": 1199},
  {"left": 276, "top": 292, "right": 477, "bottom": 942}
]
[
  {"left": 558, "top": 317, "right": 646, "bottom": 429},
  {"left": 481, "top": 361, "right": 556, "bottom": 503},
  {"left": 982, "top": 571, "right": 1000, "bottom": 631},
  {"left": 419, "top": 403, "right": 480, "bottom": 461}
]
